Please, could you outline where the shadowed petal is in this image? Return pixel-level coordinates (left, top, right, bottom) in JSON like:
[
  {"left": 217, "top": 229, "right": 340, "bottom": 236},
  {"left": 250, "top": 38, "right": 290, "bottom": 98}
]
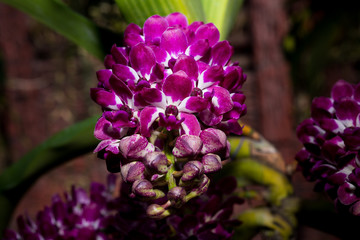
[
  {"left": 110, "top": 45, "right": 128, "bottom": 65},
  {"left": 199, "top": 108, "right": 223, "bottom": 126},
  {"left": 331, "top": 79, "right": 354, "bottom": 101},
  {"left": 338, "top": 182, "right": 358, "bottom": 205},
  {"left": 141, "top": 88, "right": 167, "bottom": 108},
  {"left": 335, "top": 99, "right": 360, "bottom": 127}
]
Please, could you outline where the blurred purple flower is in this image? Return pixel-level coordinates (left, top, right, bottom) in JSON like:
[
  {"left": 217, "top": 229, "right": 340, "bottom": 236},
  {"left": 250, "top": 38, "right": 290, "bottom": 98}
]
[
  {"left": 4, "top": 176, "right": 242, "bottom": 240},
  {"left": 296, "top": 80, "right": 360, "bottom": 215}
]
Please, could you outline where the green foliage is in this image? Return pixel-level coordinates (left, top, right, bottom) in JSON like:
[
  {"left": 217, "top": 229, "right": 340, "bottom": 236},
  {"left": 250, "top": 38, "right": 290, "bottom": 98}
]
[{"left": 0, "top": 0, "right": 119, "bottom": 60}]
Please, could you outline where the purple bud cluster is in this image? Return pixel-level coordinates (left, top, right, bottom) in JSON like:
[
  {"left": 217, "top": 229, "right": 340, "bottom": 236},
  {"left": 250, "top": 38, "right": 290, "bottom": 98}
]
[
  {"left": 296, "top": 80, "right": 360, "bottom": 215},
  {"left": 91, "top": 12, "right": 246, "bottom": 216}
]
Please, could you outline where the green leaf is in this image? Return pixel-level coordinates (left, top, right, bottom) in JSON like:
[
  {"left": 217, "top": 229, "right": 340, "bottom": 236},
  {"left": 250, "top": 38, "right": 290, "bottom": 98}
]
[
  {"left": 234, "top": 207, "right": 293, "bottom": 240},
  {"left": 0, "top": 116, "right": 99, "bottom": 233},
  {"left": 115, "top": 0, "right": 205, "bottom": 25},
  {"left": 202, "top": 0, "right": 244, "bottom": 40},
  {"left": 0, "top": 116, "right": 99, "bottom": 192},
  {"left": 0, "top": 0, "right": 118, "bottom": 59}
]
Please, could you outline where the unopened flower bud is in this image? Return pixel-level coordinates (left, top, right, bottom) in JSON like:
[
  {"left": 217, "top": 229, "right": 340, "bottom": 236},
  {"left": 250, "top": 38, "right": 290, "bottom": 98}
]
[
  {"left": 173, "top": 135, "right": 202, "bottom": 158},
  {"left": 167, "top": 187, "right": 187, "bottom": 208},
  {"left": 119, "top": 134, "right": 155, "bottom": 160},
  {"left": 121, "top": 161, "right": 145, "bottom": 183},
  {"left": 181, "top": 161, "right": 204, "bottom": 182},
  {"left": 200, "top": 128, "right": 227, "bottom": 154},
  {"left": 146, "top": 204, "right": 170, "bottom": 219},
  {"left": 132, "top": 179, "right": 165, "bottom": 200},
  {"left": 145, "top": 152, "right": 170, "bottom": 174},
  {"left": 202, "top": 153, "right": 222, "bottom": 173}
]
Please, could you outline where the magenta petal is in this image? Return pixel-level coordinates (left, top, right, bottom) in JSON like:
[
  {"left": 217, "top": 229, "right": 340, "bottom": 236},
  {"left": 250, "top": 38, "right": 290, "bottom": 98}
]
[
  {"left": 94, "top": 139, "right": 118, "bottom": 153},
  {"left": 217, "top": 119, "right": 243, "bottom": 135},
  {"left": 125, "top": 32, "right": 144, "bottom": 47},
  {"left": 112, "top": 64, "right": 139, "bottom": 84},
  {"left": 90, "top": 88, "right": 117, "bottom": 109},
  {"left": 195, "top": 23, "right": 219, "bottom": 47},
  {"left": 331, "top": 79, "right": 354, "bottom": 101},
  {"left": 163, "top": 71, "right": 192, "bottom": 103},
  {"left": 179, "top": 112, "right": 201, "bottom": 136},
  {"left": 173, "top": 54, "right": 198, "bottom": 80},
  {"left": 129, "top": 43, "right": 156, "bottom": 78},
  {"left": 124, "top": 23, "right": 143, "bottom": 47},
  {"left": 355, "top": 84, "right": 360, "bottom": 102},
  {"left": 221, "top": 66, "right": 246, "bottom": 92},
  {"left": 149, "top": 45, "right": 169, "bottom": 65},
  {"left": 141, "top": 88, "right": 167, "bottom": 108},
  {"left": 199, "top": 65, "right": 224, "bottom": 89},
  {"left": 110, "top": 45, "right": 128, "bottom": 65},
  {"left": 166, "top": 12, "right": 188, "bottom": 28},
  {"left": 96, "top": 69, "right": 112, "bottom": 88},
  {"left": 186, "top": 39, "right": 210, "bottom": 60},
  {"left": 109, "top": 75, "right": 133, "bottom": 104},
  {"left": 199, "top": 108, "right": 223, "bottom": 126},
  {"left": 160, "top": 28, "right": 188, "bottom": 57},
  {"left": 211, "top": 86, "right": 233, "bottom": 115},
  {"left": 144, "top": 15, "right": 169, "bottom": 44},
  {"left": 124, "top": 23, "right": 141, "bottom": 35},
  {"left": 140, "top": 106, "right": 162, "bottom": 137},
  {"left": 178, "top": 96, "right": 208, "bottom": 113},
  {"left": 337, "top": 182, "right": 358, "bottom": 205},
  {"left": 210, "top": 41, "right": 233, "bottom": 66},
  {"left": 104, "top": 54, "right": 115, "bottom": 69},
  {"left": 335, "top": 99, "right": 360, "bottom": 126}
]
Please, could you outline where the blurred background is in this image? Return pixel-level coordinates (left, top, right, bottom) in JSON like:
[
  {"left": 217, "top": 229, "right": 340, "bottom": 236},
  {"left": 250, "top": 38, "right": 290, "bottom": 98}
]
[{"left": 0, "top": 0, "right": 359, "bottom": 239}]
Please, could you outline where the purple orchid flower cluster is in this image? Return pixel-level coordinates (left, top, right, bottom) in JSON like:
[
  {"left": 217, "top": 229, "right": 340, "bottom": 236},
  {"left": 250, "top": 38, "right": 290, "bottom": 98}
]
[
  {"left": 90, "top": 12, "right": 247, "bottom": 215},
  {"left": 4, "top": 175, "right": 242, "bottom": 240},
  {"left": 296, "top": 80, "right": 360, "bottom": 215},
  {"left": 3, "top": 175, "right": 119, "bottom": 240}
]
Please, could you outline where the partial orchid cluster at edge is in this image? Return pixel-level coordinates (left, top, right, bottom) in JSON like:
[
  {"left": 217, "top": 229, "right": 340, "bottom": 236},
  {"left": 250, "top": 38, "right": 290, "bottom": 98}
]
[
  {"left": 90, "top": 12, "right": 247, "bottom": 217},
  {"left": 296, "top": 80, "right": 360, "bottom": 215}
]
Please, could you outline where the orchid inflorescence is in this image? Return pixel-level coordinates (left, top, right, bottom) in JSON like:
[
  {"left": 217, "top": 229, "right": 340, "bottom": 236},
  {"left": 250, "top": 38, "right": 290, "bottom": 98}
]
[
  {"left": 296, "top": 80, "right": 360, "bottom": 215},
  {"left": 90, "top": 12, "right": 247, "bottom": 216}
]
